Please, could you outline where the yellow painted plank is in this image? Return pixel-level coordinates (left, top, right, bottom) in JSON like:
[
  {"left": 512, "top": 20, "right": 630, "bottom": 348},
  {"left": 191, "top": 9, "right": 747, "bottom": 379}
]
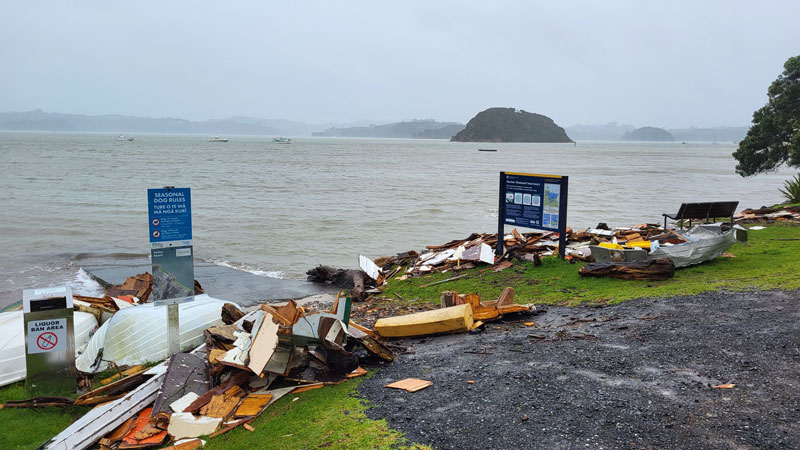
[{"left": 374, "top": 304, "right": 474, "bottom": 338}]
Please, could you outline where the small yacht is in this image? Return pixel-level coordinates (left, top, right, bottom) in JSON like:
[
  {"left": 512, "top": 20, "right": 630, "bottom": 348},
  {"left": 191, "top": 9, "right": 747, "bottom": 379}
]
[
  {"left": 271, "top": 137, "right": 292, "bottom": 144},
  {"left": 116, "top": 135, "right": 134, "bottom": 141},
  {"left": 207, "top": 136, "right": 229, "bottom": 142}
]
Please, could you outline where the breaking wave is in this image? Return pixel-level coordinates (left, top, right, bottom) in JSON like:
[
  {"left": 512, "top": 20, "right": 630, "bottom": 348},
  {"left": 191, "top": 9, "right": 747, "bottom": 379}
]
[{"left": 207, "top": 259, "right": 284, "bottom": 279}]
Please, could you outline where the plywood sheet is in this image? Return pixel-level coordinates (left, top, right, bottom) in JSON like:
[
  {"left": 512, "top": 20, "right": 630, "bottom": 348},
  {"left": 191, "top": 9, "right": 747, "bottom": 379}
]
[
  {"left": 234, "top": 394, "right": 273, "bottom": 417},
  {"left": 384, "top": 378, "right": 433, "bottom": 392}
]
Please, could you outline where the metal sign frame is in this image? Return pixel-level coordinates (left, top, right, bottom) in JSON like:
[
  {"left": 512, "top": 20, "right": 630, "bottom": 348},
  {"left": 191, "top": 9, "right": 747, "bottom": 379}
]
[
  {"left": 497, "top": 171, "right": 569, "bottom": 258},
  {"left": 147, "top": 187, "right": 195, "bottom": 356}
]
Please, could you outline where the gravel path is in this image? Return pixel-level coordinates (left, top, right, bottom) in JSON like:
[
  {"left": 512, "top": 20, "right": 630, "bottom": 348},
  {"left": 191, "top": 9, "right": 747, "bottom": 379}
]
[{"left": 358, "top": 289, "right": 800, "bottom": 449}]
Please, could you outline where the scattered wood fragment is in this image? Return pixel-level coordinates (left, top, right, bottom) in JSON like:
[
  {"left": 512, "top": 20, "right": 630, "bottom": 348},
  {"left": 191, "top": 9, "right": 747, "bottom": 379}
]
[
  {"left": 221, "top": 303, "right": 245, "bottom": 324},
  {"left": 234, "top": 394, "right": 273, "bottom": 417},
  {"left": 419, "top": 275, "right": 466, "bottom": 289},
  {"left": 0, "top": 396, "right": 74, "bottom": 409},
  {"left": 160, "top": 438, "right": 205, "bottom": 450},
  {"left": 384, "top": 378, "right": 433, "bottom": 392},
  {"left": 100, "top": 365, "right": 147, "bottom": 386},
  {"left": 345, "top": 366, "right": 368, "bottom": 378}
]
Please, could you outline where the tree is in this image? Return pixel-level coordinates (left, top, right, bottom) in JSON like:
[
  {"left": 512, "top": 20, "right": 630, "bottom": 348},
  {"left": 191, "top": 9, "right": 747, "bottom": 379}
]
[{"left": 733, "top": 55, "right": 800, "bottom": 176}]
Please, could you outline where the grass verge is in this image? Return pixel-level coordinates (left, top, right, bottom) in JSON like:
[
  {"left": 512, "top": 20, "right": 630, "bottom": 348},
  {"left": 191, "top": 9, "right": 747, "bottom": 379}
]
[
  {"left": 0, "top": 382, "right": 88, "bottom": 449},
  {"left": 204, "top": 377, "right": 428, "bottom": 450},
  {"left": 382, "top": 223, "right": 800, "bottom": 305}
]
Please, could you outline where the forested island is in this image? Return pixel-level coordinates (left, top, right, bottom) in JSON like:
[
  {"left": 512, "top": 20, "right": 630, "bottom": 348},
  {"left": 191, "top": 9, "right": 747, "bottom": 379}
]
[
  {"left": 620, "top": 126, "right": 675, "bottom": 141},
  {"left": 451, "top": 107, "right": 572, "bottom": 143}
]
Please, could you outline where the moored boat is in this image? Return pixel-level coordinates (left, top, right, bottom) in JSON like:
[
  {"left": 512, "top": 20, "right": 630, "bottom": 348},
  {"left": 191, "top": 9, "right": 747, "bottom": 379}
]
[
  {"left": 207, "top": 136, "right": 229, "bottom": 142},
  {"left": 116, "top": 135, "right": 134, "bottom": 141},
  {"left": 271, "top": 137, "right": 292, "bottom": 144}
]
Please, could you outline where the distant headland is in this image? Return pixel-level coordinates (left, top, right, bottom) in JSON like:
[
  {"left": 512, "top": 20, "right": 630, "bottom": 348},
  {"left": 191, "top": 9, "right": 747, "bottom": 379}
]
[{"left": 451, "top": 107, "right": 573, "bottom": 143}]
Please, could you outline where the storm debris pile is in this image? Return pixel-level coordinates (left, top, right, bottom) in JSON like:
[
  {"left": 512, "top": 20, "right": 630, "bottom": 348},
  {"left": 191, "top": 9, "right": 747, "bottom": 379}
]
[
  {"left": 734, "top": 205, "right": 800, "bottom": 224},
  {"left": 41, "top": 294, "right": 395, "bottom": 450}
]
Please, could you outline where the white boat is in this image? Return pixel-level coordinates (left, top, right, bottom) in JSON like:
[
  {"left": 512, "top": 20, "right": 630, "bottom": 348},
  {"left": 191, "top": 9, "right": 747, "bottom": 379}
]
[
  {"left": 76, "top": 294, "right": 237, "bottom": 373},
  {"left": 271, "top": 137, "right": 292, "bottom": 144},
  {"left": 116, "top": 135, "right": 134, "bottom": 141},
  {"left": 589, "top": 223, "right": 748, "bottom": 268},
  {"left": 207, "top": 136, "right": 229, "bottom": 142}
]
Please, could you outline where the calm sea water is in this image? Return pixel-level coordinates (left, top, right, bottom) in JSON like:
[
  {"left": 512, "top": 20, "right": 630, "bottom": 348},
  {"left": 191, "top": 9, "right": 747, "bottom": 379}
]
[{"left": 0, "top": 132, "right": 794, "bottom": 308}]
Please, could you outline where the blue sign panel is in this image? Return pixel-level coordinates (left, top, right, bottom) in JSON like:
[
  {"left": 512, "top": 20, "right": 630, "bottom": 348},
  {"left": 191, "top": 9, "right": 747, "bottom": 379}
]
[
  {"left": 498, "top": 172, "right": 568, "bottom": 257},
  {"left": 502, "top": 173, "right": 563, "bottom": 231},
  {"left": 148, "top": 188, "right": 192, "bottom": 243}
]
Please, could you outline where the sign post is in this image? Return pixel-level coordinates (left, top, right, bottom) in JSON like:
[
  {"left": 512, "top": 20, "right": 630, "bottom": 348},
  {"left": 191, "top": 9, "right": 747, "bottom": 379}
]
[
  {"left": 147, "top": 187, "right": 194, "bottom": 356},
  {"left": 497, "top": 172, "right": 569, "bottom": 258},
  {"left": 23, "top": 286, "right": 76, "bottom": 394}
]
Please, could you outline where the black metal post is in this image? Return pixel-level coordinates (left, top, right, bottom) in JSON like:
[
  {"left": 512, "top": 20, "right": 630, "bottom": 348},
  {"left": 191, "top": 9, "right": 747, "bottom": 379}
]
[
  {"left": 496, "top": 172, "right": 506, "bottom": 255},
  {"left": 558, "top": 176, "right": 569, "bottom": 259}
]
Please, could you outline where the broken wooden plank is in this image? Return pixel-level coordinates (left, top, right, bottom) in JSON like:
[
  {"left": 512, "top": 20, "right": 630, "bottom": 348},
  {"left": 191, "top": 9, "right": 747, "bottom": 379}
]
[
  {"left": 183, "top": 370, "right": 250, "bottom": 414},
  {"left": 75, "top": 369, "right": 154, "bottom": 406},
  {"left": 0, "top": 396, "right": 74, "bottom": 409},
  {"left": 374, "top": 304, "right": 474, "bottom": 338},
  {"left": 99, "top": 365, "right": 147, "bottom": 386},
  {"left": 247, "top": 312, "right": 280, "bottom": 375},
  {"left": 199, "top": 385, "right": 245, "bottom": 418},
  {"left": 234, "top": 394, "right": 274, "bottom": 417},
  {"left": 160, "top": 438, "right": 205, "bottom": 450}
]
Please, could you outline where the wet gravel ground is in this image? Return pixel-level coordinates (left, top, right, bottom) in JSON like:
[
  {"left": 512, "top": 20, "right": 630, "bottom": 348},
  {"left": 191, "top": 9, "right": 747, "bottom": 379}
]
[{"left": 358, "top": 289, "right": 800, "bottom": 449}]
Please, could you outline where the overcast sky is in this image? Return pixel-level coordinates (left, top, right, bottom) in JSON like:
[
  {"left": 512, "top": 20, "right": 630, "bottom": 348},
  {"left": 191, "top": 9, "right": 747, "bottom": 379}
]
[{"left": 1, "top": 1, "right": 798, "bottom": 128}]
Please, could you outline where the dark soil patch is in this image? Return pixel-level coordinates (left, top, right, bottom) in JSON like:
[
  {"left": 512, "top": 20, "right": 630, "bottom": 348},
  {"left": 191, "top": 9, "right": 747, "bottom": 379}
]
[{"left": 358, "top": 289, "right": 800, "bottom": 449}]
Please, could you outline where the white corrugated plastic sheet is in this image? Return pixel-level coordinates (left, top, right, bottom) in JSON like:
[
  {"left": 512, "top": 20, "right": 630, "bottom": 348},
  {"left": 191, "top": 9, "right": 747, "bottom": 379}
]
[
  {"left": 0, "top": 311, "right": 98, "bottom": 388},
  {"left": 76, "top": 294, "right": 236, "bottom": 373}
]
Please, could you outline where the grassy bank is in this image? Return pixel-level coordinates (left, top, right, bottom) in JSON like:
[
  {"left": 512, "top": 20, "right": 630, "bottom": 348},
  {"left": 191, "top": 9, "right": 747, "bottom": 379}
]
[{"left": 382, "top": 223, "right": 800, "bottom": 305}]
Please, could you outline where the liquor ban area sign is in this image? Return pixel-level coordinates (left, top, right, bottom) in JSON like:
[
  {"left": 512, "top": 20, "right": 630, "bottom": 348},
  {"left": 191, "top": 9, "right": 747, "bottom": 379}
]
[{"left": 497, "top": 172, "right": 569, "bottom": 258}]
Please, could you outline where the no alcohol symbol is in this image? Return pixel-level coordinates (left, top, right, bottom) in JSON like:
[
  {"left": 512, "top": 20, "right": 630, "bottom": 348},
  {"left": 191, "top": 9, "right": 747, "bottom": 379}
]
[{"left": 36, "top": 332, "right": 58, "bottom": 351}]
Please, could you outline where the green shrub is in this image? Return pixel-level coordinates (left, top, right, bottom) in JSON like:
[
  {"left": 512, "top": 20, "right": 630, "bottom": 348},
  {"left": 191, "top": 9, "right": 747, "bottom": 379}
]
[{"left": 779, "top": 173, "right": 800, "bottom": 203}]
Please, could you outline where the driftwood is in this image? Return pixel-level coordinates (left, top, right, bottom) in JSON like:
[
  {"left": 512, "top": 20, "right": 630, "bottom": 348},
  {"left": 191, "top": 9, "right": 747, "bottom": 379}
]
[
  {"left": 578, "top": 258, "right": 675, "bottom": 281},
  {"left": 221, "top": 303, "right": 245, "bottom": 325},
  {"left": 306, "top": 265, "right": 374, "bottom": 301}
]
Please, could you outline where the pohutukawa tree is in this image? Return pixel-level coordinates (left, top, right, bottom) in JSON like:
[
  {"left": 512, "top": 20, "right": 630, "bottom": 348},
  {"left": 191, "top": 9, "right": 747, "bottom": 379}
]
[{"left": 733, "top": 55, "right": 800, "bottom": 176}]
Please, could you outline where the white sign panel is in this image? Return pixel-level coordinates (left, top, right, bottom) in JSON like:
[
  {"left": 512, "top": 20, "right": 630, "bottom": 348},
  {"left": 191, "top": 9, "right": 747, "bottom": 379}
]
[{"left": 27, "top": 318, "right": 67, "bottom": 354}]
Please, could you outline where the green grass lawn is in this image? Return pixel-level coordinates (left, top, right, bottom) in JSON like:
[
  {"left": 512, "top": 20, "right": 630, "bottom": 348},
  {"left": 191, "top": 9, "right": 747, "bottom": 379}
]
[
  {"left": 0, "top": 382, "right": 88, "bottom": 450},
  {"left": 382, "top": 223, "right": 800, "bottom": 306}
]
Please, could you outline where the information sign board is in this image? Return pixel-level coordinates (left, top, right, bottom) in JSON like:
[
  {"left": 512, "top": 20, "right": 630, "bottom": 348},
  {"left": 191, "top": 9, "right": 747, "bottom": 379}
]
[
  {"left": 148, "top": 187, "right": 192, "bottom": 243},
  {"left": 148, "top": 187, "right": 195, "bottom": 305},
  {"left": 498, "top": 172, "right": 569, "bottom": 257}
]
